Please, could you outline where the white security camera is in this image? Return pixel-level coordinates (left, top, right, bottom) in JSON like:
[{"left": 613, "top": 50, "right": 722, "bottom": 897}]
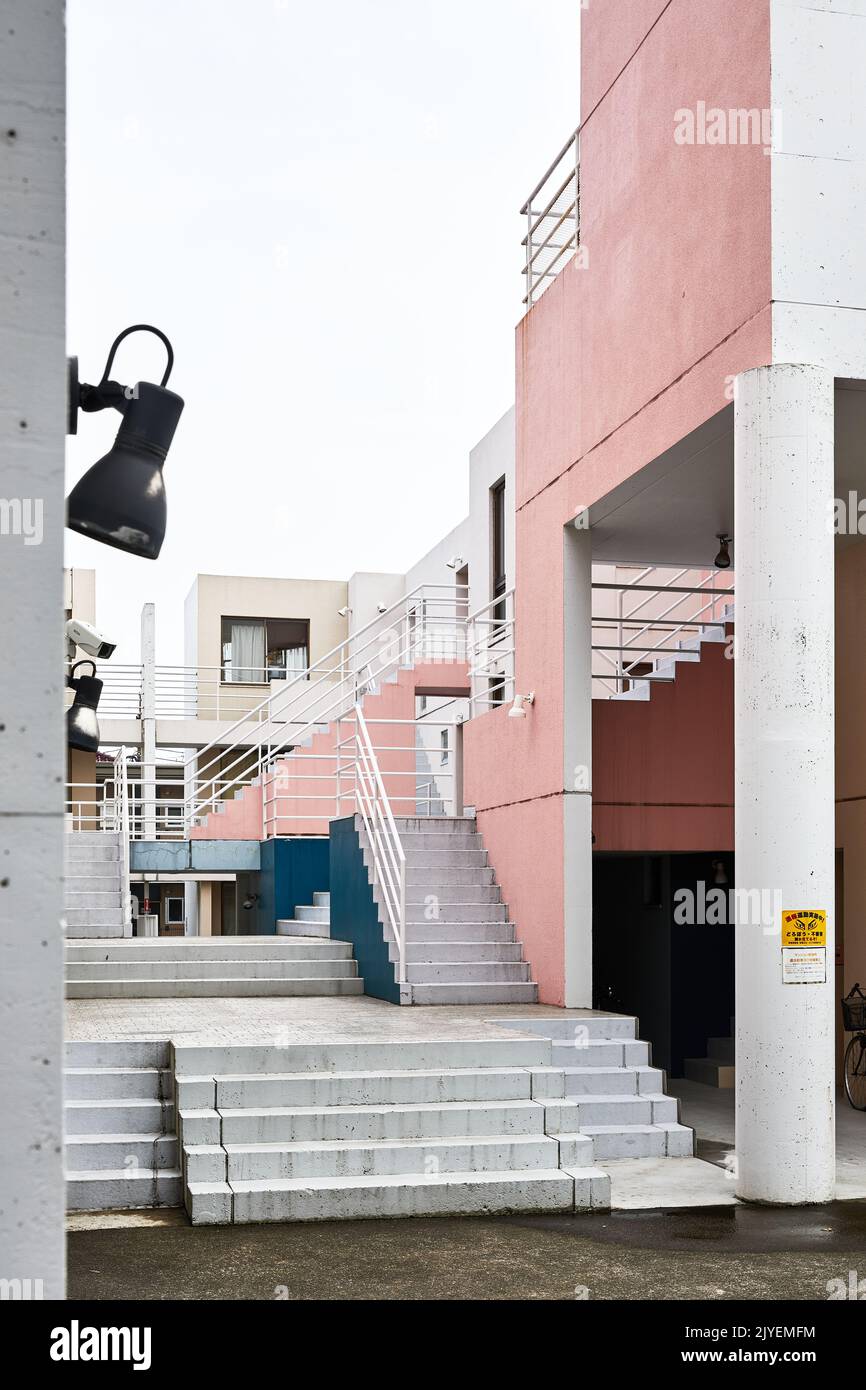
[
  {"left": 445, "top": 555, "right": 465, "bottom": 570},
  {"left": 66, "top": 618, "right": 117, "bottom": 661}
]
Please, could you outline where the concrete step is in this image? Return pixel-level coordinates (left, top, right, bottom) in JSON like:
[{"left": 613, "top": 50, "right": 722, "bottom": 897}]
[
  {"left": 66, "top": 1040, "right": 170, "bottom": 1068},
  {"left": 218, "top": 1098, "right": 547, "bottom": 1145},
  {"left": 64, "top": 922, "right": 130, "bottom": 940},
  {"left": 65, "top": 844, "right": 120, "bottom": 863},
  {"left": 405, "top": 921, "right": 515, "bottom": 941},
  {"left": 295, "top": 905, "right": 330, "bottom": 922},
  {"left": 408, "top": 982, "right": 538, "bottom": 1005},
  {"left": 66, "top": 1098, "right": 170, "bottom": 1134},
  {"left": 401, "top": 849, "right": 488, "bottom": 867},
  {"left": 392, "top": 817, "right": 477, "bottom": 834},
  {"left": 189, "top": 1169, "right": 585, "bottom": 1225},
  {"left": 707, "top": 1036, "right": 735, "bottom": 1063},
  {"left": 402, "top": 866, "right": 495, "bottom": 886},
  {"left": 405, "top": 941, "right": 523, "bottom": 963},
  {"left": 557, "top": 1066, "right": 666, "bottom": 1096},
  {"left": 498, "top": 1016, "right": 637, "bottom": 1042},
  {"left": 64, "top": 875, "right": 120, "bottom": 892},
  {"left": 550, "top": 1038, "right": 651, "bottom": 1068},
  {"left": 209, "top": 1067, "right": 538, "bottom": 1111},
  {"left": 576, "top": 1123, "right": 694, "bottom": 1160},
  {"left": 65, "top": 938, "right": 352, "bottom": 961},
  {"left": 66, "top": 1133, "right": 178, "bottom": 1170},
  {"left": 64, "top": 1067, "right": 166, "bottom": 1101},
  {"left": 312, "top": 892, "right": 330, "bottom": 907},
  {"left": 65, "top": 958, "right": 359, "bottom": 981},
  {"left": 405, "top": 902, "right": 508, "bottom": 921},
  {"left": 66, "top": 1168, "right": 182, "bottom": 1211},
  {"left": 684, "top": 1057, "right": 736, "bottom": 1088},
  {"left": 276, "top": 920, "right": 330, "bottom": 938},
  {"left": 396, "top": 832, "right": 482, "bottom": 851},
  {"left": 66, "top": 976, "right": 366, "bottom": 999},
  {"left": 64, "top": 906, "right": 126, "bottom": 928},
  {"left": 64, "top": 891, "right": 123, "bottom": 910},
  {"left": 188, "top": 1134, "right": 562, "bottom": 1183},
  {"left": 173, "top": 1037, "right": 550, "bottom": 1076},
  {"left": 405, "top": 961, "right": 531, "bottom": 984},
  {"left": 404, "top": 886, "right": 502, "bottom": 905}
]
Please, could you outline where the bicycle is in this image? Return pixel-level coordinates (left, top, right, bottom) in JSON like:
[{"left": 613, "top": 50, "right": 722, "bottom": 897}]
[{"left": 842, "top": 983, "right": 866, "bottom": 1111}]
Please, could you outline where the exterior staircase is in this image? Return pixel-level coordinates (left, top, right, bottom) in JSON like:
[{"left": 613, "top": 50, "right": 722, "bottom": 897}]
[
  {"left": 684, "top": 1017, "right": 735, "bottom": 1088},
  {"left": 65, "top": 1041, "right": 181, "bottom": 1211},
  {"left": 175, "top": 1013, "right": 692, "bottom": 1224},
  {"left": 370, "top": 816, "right": 538, "bottom": 1005},
  {"left": 278, "top": 891, "right": 330, "bottom": 938},
  {"left": 64, "top": 830, "right": 130, "bottom": 939},
  {"left": 610, "top": 602, "right": 733, "bottom": 702},
  {"left": 64, "top": 935, "right": 363, "bottom": 998}
]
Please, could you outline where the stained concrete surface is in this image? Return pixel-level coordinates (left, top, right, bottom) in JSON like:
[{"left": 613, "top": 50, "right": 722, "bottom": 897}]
[{"left": 66, "top": 1206, "right": 866, "bottom": 1301}]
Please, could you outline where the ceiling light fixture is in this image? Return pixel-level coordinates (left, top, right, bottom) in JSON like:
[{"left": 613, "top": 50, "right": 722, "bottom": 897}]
[
  {"left": 714, "top": 534, "right": 732, "bottom": 570},
  {"left": 66, "top": 659, "right": 103, "bottom": 753},
  {"left": 508, "top": 691, "right": 535, "bottom": 720}
]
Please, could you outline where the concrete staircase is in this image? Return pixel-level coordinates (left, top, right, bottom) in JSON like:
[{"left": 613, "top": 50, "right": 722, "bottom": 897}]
[
  {"left": 277, "top": 891, "right": 330, "bottom": 938},
  {"left": 175, "top": 1015, "right": 692, "bottom": 1224},
  {"left": 64, "top": 935, "right": 364, "bottom": 998},
  {"left": 65, "top": 1041, "right": 181, "bottom": 1211},
  {"left": 369, "top": 816, "right": 539, "bottom": 1006},
  {"left": 64, "top": 830, "right": 129, "bottom": 939},
  {"left": 611, "top": 602, "right": 733, "bottom": 703},
  {"left": 684, "top": 1017, "right": 735, "bottom": 1088}
]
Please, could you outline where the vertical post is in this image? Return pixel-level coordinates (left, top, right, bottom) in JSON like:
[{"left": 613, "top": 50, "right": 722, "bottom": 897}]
[
  {"left": 141, "top": 602, "right": 157, "bottom": 839},
  {"left": 734, "top": 363, "right": 835, "bottom": 1204},
  {"left": 184, "top": 881, "right": 199, "bottom": 939},
  {"left": 563, "top": 522, "right": 594, "bottom": 1007},
  {"left": 453, "top": 718, "right": 464, "bottom": 818},
  {"left": 0, "top": 0, "right": 66, "bottom": 1299}
]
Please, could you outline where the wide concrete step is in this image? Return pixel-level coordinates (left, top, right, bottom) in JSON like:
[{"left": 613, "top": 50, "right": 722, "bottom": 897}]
[
  {"left": 65, "top": 958, "right": 359, "bottom": 981},
  {"left": 405, "top": 941, "right": 523, "bottom": 963},
  {"left": 65, "top": 845, "right": 120, "bottom": 862},
  {"left": 683, "top": 1057, "right": 735, "bottom": 1088},
  {"left": 402, "top": 849, "right": 488, "bottom": 867},
  {"left": 575, "top": 1123, "right": 694, "bottom": 1160},
  {"left": 66, "top": 1169, "right": 182, "bottom": 1211},
  {"left": 218, "top": 1098, "right": 547, "bottom": 1144},
  {"left": 544, "top": 1094, "right": 678, "bottom": 1128},
  {"left": 550, "top": 1038, "right": 650, "bottom": 1067},
  {"left": 64, "top": 876, "right": 119, "bottom": 892},
  {"left": 404, "top": 886, "right": 502, "bottom": 904},
  {"left": 65, "top": 938, "right": 352, "bottom": 961},
  {"left": 392, "top": 817, "right": 477, "bottom": 834},
  {"left": 189, "top": 1169, "right": 584, "bottom": 1225},
  {"left": 209, "top": 1067, "right": 538, "bottom": 1110},
  {"left": 406, "top": 961, "right": 531, "bottom": 984},
  {"left": 64, "top": 891, "right": 123, "bottom": 910},
  {"left": 397, "top": 832, "right": 482, "bottom": 851},
  {"left": 403, "top": 866, "right": 495, "bottom": 886},
  {"left": 65, "top": 907, "right": 126, "bottom": 928},
  {"left": 66, "top": 1098, "right": 170, "bottom": 1134},
  {"left": 558, "top": 1065, "right": 666, "bottom": 1096},
  {"left": 406, "top": 921, "right": 515, "bottom": 942},
  {"left": 65, "top": 922, "right": 129, "bottom": 940},
  {"left": 173, "top": 1037, "right": 550, "bottom": 1076},
  {"left": 190, "top": 1134, "right": 562, "bottom": 1182},
  {"left": 66, "top": 976, "right": 366, "bottom": 998},
  {"left": 66, "top": 1040, "right": 170, "bottom": 1068},
  {"left": 405, "top": 902, "right": 508, "bottom": 921},
  {"left": 499, "top": 1016, "right": 637, "bottom": 1042},
  {"left": 64, "top": 1067, "right": 166, "bottom": 1100},
  {"left": 66, "top": 1133, "right": 178, "bottom": 1170},
  {"left": 408, "top": 982, "right": 538, "bottom": 1005}
]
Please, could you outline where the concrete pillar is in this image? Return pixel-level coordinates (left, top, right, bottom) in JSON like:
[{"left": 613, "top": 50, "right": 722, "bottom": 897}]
[
  {"left": 184, "top": 880, "right": 199, "bottom": 938},
  {"left": 0, "top": 0, "right": 66, "bottom": 1299},
  {"left": 734, "top": 363, "right": 836, "bottom": 1204},
  {"left": 141, "top": 602, "right": 156, "bottom": 839},
  {"left": 563, "top": 523, "right": 593, "bottom": 1007},
  {"left": 199, "top": 882, "right": 213, "bottom": 937}
]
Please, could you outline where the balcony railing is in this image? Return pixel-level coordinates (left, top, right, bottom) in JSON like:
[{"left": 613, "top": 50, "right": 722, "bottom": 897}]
[{"left": 521, "top": 127, "right": 580, "bottom": 309}]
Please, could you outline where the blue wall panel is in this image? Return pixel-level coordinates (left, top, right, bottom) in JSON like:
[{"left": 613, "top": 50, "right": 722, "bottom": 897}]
[
  {"left": 329, "top": 816, "right": 399, "bottom": 1004},
  {"left": 258, "top": 838, "right": 330, "bottom": 936}
]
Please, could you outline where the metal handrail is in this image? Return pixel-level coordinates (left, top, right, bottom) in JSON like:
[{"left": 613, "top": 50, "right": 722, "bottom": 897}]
[
  {"left": 353, "top": 705, "right": 406, "bottom": 988},
  {"left": 521, "top": 128, "right": 580, "bottom": 309}
]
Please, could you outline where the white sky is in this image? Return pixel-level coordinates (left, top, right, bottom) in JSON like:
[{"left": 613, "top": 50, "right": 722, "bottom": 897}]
[{"left": 66, "top": 0, "right": 579, "bottom": 664}]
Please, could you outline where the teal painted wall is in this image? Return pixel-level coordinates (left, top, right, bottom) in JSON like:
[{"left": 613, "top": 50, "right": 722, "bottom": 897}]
[
  {"left": 258, "top": 837, "right": 330, "bottom": 936},
  {"left": 329, "top": 816, "right": 399, "bottom": 1003}
]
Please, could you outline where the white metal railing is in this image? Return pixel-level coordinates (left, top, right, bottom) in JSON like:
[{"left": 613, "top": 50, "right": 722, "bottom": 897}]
[
  {"left": 116, "top": 747, "right": 133, "bottom": 932},
  {"left": 187, "top": 584, "right": 469, "bottom": 832},
  {"left": 592, "top": 567, "right": 734, "bottom": 697},
  {"left": 468, "top": 588, "right": 515, "bottom": 714},
  {"left": 65, "top": 662, "right": 319, "bottom": 723},
  {"left": 352, "top": 705, "right": 407, "bottom": 989},
  {"left": 521, "top": 128, "right": 580, "bottom": 308},
  {"left": 65, "top": 746, "right": 134, "bottom": 929}
]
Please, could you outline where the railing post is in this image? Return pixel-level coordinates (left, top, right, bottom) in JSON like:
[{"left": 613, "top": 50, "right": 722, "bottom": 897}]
[
  {"left": 141, "top": 603, "right": 157, "bottom": 840},
  {"left": 453, "top": 718, "right": 464, "bottom": 818}
]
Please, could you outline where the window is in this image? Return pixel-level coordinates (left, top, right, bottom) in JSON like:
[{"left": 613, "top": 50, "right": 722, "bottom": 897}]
[
  {"left": 440, "top": 728, "right": 449, "bottom": 767},
  {"left": 221, "top": 617, "right": 309, "bottom": 683},
  {"left": 165, "top": 896, "right": 185, "bottom": 925},
  {"left": 491, "top": 477, "right": 507, "bottom": 601}
]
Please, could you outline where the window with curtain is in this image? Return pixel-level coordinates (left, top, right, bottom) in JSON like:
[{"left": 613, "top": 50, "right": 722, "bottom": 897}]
[{"left": 221, "top": 617, "right": 309, "bottom": 683}]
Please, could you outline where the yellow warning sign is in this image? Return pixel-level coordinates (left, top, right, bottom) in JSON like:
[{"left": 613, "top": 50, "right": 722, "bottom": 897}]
[{"left": 781, "top": 910, "right": 827, "bottom": 948}]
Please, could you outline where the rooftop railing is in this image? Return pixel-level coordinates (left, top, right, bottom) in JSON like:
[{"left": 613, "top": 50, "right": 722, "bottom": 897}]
[{"left": 521, "top": 127, "right": 580, "bottom": 309}]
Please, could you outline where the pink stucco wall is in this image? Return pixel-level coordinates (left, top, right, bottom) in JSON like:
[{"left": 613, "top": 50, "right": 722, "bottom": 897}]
[{"left": 466, "top": 0, "right": 773, "bottom": 1002}]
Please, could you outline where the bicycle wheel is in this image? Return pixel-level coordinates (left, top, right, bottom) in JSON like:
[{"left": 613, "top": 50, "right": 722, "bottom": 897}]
[{"left": 844, "top": 1033, "right": 866, "bottom": 1111}]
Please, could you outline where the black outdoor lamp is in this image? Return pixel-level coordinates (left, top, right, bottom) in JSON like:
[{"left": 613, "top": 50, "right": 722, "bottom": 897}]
[
  {"left": 66, "top": 324, "right": 184, "bottom": 560},
  {"left": 714, "top": 533, "right": 732, "bottom": 570},
  {"left": 66, "top": 659, "right": 103, "bottom": 754}
]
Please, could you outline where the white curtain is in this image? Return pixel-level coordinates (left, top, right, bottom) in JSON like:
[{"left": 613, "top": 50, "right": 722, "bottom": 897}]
[
  {"left": 283, "top": 642, "right": 308, "bottom": 677},
  {"left": 231, "top": 621, "right": 265, "bottom": 682}
]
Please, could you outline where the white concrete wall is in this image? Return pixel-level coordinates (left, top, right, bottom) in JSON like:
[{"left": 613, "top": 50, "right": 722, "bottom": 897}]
[
  {"left": 0, "top": 0, "right": 66, "bottom": 1298},
  {"left": 771, "top": 0, "right": 866, "bottom": 375}
]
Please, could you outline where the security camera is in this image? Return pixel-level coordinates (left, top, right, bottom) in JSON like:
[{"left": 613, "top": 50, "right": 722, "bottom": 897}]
[
  {"left": 445, "top": 556, "right": 465, "bottom": 570},
  {"left": 66, "top": 618, "right": 117, "bottom": 661}
]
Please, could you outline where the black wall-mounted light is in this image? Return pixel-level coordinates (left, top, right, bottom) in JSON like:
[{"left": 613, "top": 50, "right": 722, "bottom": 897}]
[
  {"left": 66, "top": 325, "right": 184, "bottom": 560},
  {"left": 66, "top": 659, "right": 103, "bottom": 753},
  {"left": 714, "top": 533, "right": 732, "bottom": 570}
]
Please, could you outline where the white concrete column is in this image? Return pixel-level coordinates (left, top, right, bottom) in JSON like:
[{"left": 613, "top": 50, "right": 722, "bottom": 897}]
[
  {"left": 563, "top": 522, "right": 593, "bottom": 1007},
  {"left": 141, "top": 602, "right": 157, "bottom": 839},
  {"left": 0, "top": 0, "right": 66, "bottom": 1300},
  {"left": 184, "top": 880, "right": 199, "bottom": 938},
  {"left": 734, "top": 363, "right": 836, "bottom": 1204}
]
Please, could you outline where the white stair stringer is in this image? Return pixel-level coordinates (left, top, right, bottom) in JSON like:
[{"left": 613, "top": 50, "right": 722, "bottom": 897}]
[
  {"left": 65, "top": 1041, "right": 182, "bottom": 1212},
  {"left": 610, "top": 601, "right": 734, "bottom": 704},
  {"left": 361, "top": 815, "right": 539, "bottom": 1006}
]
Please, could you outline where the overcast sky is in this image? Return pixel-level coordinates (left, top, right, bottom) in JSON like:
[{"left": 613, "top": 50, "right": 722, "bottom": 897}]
[{"left": 66, "top": 0, "right": 579, "bottom": 663}]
